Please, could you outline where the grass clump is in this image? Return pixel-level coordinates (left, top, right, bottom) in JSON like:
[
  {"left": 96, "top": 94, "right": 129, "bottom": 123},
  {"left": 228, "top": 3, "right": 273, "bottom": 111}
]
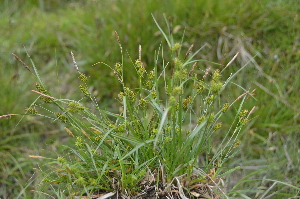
[{"left": 8, "top": 19, "right": 255, "bottom": 198}]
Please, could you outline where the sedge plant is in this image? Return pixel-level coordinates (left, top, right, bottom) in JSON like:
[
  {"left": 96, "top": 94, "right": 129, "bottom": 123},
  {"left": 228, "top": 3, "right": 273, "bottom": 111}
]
[{"left": 5, "top": 17, "right": 256, "bottom": 198}]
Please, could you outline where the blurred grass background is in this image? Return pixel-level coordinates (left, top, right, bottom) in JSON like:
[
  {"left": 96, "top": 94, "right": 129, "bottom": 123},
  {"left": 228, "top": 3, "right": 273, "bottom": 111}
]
[{"left": 0, "top": 0, "right": 299, "bottom": 198}]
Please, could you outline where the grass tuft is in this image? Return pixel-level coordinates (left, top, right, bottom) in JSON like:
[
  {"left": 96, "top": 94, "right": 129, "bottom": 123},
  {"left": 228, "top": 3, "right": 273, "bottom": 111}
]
[{"left": 6, "top": 18, "right": 257, "bottom": 198}]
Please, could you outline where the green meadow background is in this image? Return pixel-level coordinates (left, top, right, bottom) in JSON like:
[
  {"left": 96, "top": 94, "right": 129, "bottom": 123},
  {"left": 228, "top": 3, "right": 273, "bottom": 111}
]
[{"left": 0, "top": 0, "right": 299, "bottom": 198}]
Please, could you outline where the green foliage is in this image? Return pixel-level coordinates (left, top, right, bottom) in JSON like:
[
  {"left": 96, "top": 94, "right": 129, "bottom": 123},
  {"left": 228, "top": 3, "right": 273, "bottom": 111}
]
[
  {"left": 1, "top": 0, "right": 299, "bottom": 198},
  {"left": 9, "top": 17, "right": 257, "bottom": 197}
]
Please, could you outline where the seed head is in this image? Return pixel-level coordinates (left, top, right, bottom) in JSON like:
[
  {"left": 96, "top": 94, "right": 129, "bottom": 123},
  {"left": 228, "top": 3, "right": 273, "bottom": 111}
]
[
  {"left": 164, "top": 136, "right": 172, "bottom": 143},
  {"left": 118, "top": 91, "right": 125, "bottom": 101},
  {"left": 115, "top": 62, "right": 122, "bottom": 74},
  {"left": 67, "top": 101, "right": 85, "bottom": 113},
  {"left": 145, "top": 80, "right": 153, "bottom": 89},
  {"left": 171, "top": 42, "right": 181, "bottom": 52},
  {"left": 36, "top": 83, "right": 48, "bottom": 94},
  {"left": 196, "top": 83, "right": 205, "bottom": 94},
  {"left": 211, "top": 81, "right": 223, "bottom": 93},
  {"left": 135, "top": 60, "right": 146, "bottom": 78},
  {"left": 205, "top": 95, "right": 215, "bottom": 105},
  {"left": 78, "top": 72, "right": 88, "bottom": 82},
  {"left": 25, "top": 107, "right": 38, "bottom": 114},
  {"left": 94, "top": 136, "right": 103, "bottom": 141},
  {"left": 197, "top": 116, "right": 205, "bottom": 124},
  {"left": 124, "top": 87, "right": 136, "bottom": 102},
  {"left": 40, "top": 96, "right": 53, "bottom": 103},
  {"left": 234, "top": 140, "right": 241, "bottom": 148},
  {"left": 221, "top": 103, "right": 230, "bottom": 113},
  {"left": 151, "top": 89, "right": 157, "bottom": 99},
  {"left": 174, "top": 69, "right": 187, "bottom": 81},
  {"left": 174, "top": 58, "right": 183, "bottom": 69},
  {"left": 213, "top": 122, "right": 222, "bottom": 131},
  {"left": 239, "top": 109, "right": 249, "bottom": 118},
  {"left": 79, "top": 85, "right": 90, "bottom": 96},
  {"left": 56, "top": 113, "right": 68, "bottom": 123},
  {"left": 212, "top": 69, "right": 221, "bottom": 82},
  {"left": 172, "top": 86, "right": 183, "bottom": 96},
  {"left": 207, "top": 113, "right": 215, "bottom": 124},
  {"left": 148, "top": 70, "right": 155, "bottom": 80},
  {"left": 183, "top": 96, "right": 193, "bottom": 109},
  {"left": 239, "top": 117, "right": 249, "bottom": 126},
  {"left": 139, "top": 98, "right": 148, "bottom": 109},
  {"left": 75, "top": 136, "right": 84, "bottom": 148}
]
